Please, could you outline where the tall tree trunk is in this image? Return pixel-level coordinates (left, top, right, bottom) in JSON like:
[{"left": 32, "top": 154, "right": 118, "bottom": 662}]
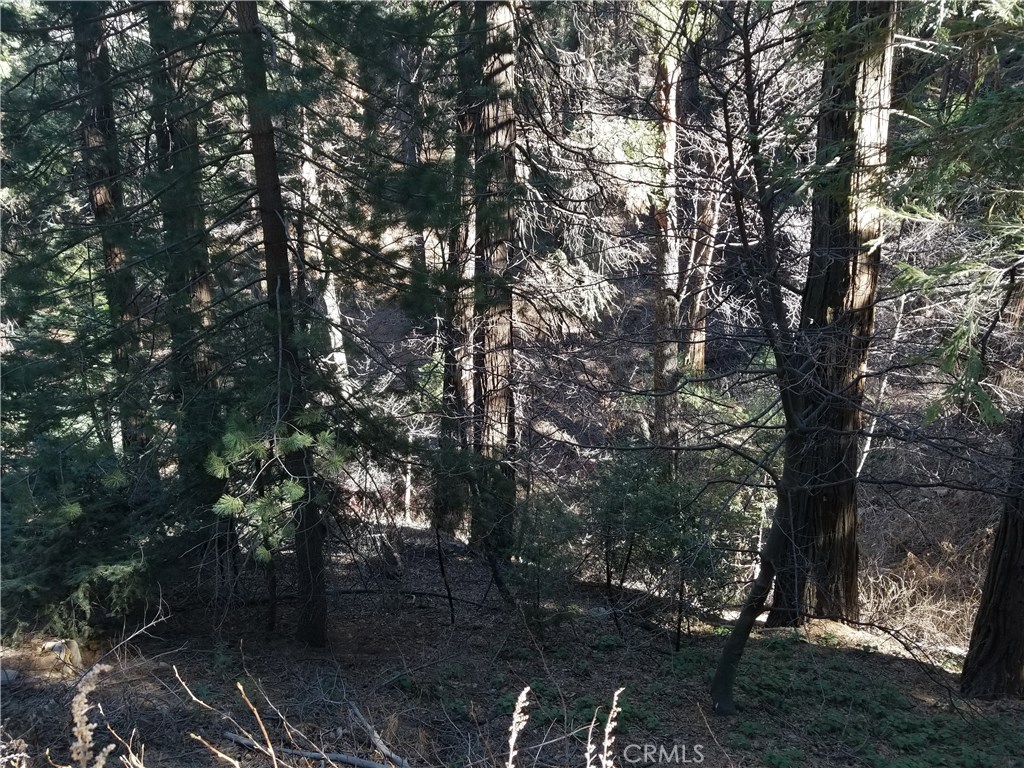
[
  {"left": 962, "top": 415, "right": 1024, "bottom": 699},
  {"left": 679, "top": 188, "right": 721, "bottom": 372},
  {"left": 677, "top": 9, "right": 728, "bottom": 373},
  {"left": 237, "top": 0, "right": 326, "bottom": 647},
  {"left": 652, "top": 20, "right": 681, "bottom": 469},
  {"left": 767, "top": 0, "right": 895, "bottom": 626},
  {"left": 455, "top": 4, "right": 480, "bottom": 463},
  {"left": 72, "top": 2, "right": 150, "bottom": 467},
  {"left": 436, "top": 1, "right": 480, "bottom": 532},
  {"left": 281, "top": 0, "right": 351, "bottom": 395},
  {"left": 146, "top": 0, "right": 222, "bottom": 516},
  {"left": 473, "top": 0, "right": 517, "bottom": 556},
  {"left": 713, "top": 0, "right": 895, "bottom": 714},
  {"left": 678, "top": 31, "right": 722, "bottom": 372}
]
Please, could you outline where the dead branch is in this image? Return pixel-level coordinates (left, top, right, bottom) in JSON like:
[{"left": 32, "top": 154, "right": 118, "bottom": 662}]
[
  {"left": 221, "top": 730, "right": 396, "bottom": 768},
  {"left": 348, "top": 703, "right": 411, "bottom": 768}
]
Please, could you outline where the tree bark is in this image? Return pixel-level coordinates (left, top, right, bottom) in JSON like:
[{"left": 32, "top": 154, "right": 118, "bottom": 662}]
[
  {"left": 679, "top": 14, "right": 726, "bottom": 373},
  {"left": 767, "top": 0, "right": 895, "bottom": 626},
  {"left": 712, "top": 0, "right": 895, "bottom": 715},
  {"left": 237, "top": 0, "right": 326, "bottom": 647},
  {"left": 711, "top": 432, "right": 800, "bottom": 714},
  {"left": 962, "top": 416, "right": 1024, "bottom": 699},
  {"left": 436, "top": 1, "right": 480, "bottom": 532},
  {"left": 281, "top": 0, "right": 352, "bottom": 395},
  {"left": 652, "top": 21, "right": 681, "bottom": 469},
  {"left": 146, "top": 0, "right": 222, "bottom": 515},
  {"left": 72, "top": 2, "right": 151, "bottom": 465},
  {"left": 679, "top": 190, "right": 721, "bottom": 372},
  {"left": 473, "top": 0, "right": 517, "bottom": 556},
  {"left": 711, "top": 508, "right": 787, "bottom": 714}
]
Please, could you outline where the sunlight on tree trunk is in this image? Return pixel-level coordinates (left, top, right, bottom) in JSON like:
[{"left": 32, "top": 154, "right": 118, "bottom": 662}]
[
  {"left": 436, "top": 2, "right": 481, "bottom": 533},
  {"left": 474, "top": 0, "right": 517, "bottom": 556},
  {"left": 679, "top": 12, "right": 727, "bottom": 373},
  {"left": 714, "top": 0, "right": 896, "bottom": 710},
  {"left": 767, "top": 0, "right": 895, "bottom": 627},
  {"left": 651, "top": 6, "right": 681, "bottom": 472}
]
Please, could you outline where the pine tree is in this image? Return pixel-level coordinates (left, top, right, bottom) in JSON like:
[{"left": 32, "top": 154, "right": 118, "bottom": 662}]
[
  {"left": 72, "top": 1, "right": 152, "bottom": 473},
  {"left": 435, "top": 1, "right": 480, "bottom": 532},
  {"left": 145, "top": 0, "right": 222, "bottom": 521},
  {"left": 767, "top": 0, "right": 896, "bottom": 626},
  {"left": 473, "top": 0, "right": 518, "bottom": 556},
  {"left": 713, "top": 0, "right": 896, "bottom": 711},
  {"left": 649, "top": 1, "right": 683, "bottom": 472},
  {"left": 237, "top": 0, "right": 326, "bottom": 646}
]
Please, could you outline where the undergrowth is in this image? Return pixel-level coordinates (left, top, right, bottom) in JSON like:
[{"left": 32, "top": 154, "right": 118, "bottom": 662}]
[
  {"left": 722, "top": 633, "right": 1022, "bottom": 768},
  {"left": 7, "top": 626, "right": 1022, "bottom": 768}
]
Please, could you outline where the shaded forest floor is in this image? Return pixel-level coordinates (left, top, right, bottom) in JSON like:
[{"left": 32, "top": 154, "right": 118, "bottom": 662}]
[{"left": 2, "top": 525, "right": 1022, "bottom": 768}]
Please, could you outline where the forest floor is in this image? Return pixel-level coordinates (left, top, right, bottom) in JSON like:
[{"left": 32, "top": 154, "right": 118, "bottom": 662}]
[{"left": 2, "top": 524, "right": 1022, "bottom": 768}]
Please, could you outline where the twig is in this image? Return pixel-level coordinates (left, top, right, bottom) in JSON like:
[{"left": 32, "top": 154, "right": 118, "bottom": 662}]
[
  {"left": 373, "top": 653, "right": 456, "bottom": 693},
  {"left": 324, "top": 588, "right": 499, "bottom": 610},
  {"left": 435, "top": 526, "right": 457, "bottom": 625},
  {"left": 237, "top": 682, "right": 278, "bottom": 768},
  {"left": 221, "top": 731, "right": 394, "bottom": 768},
  {"left": 695, "top": 702, "right": 734, "bottom": 767},
  {"left": 859, "top": 292, "right": 908, "bottom": 476},
  {"left": 191, "top": 734, "right": 240, "bottom": 768},
  {"left": 349, "top": 702, "right": 411, "bottom": 768}
]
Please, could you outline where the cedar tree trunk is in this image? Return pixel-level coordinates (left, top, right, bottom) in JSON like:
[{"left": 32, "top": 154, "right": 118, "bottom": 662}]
[{"left": 962, "top": 416, "right": 1024, "bottom": 698}]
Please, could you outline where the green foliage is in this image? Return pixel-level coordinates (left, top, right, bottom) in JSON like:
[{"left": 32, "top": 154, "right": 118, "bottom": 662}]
[
  {"left": 513, "top": 492, "right": 587, "bottom": 583},
  {"left": 214, "top": 495, "right": 245, "bottom": 518},
  {"left": 725, "top": 634, "right": 1022, "bottom": 768},
  {"left": 894, "top": 260, "right": 1014, "bottom": 424},
  {"left": 1, "top": 436, "right": 158, "bottom": 635},
  {"left": 204, "top": 407, "right": 348, "bottom": 556},
  {"left": 885, "top": 3, "right": 1024, "bottom": 430},
  {"left": 587, "top": 449, "right": 761, "bottom": 613}
]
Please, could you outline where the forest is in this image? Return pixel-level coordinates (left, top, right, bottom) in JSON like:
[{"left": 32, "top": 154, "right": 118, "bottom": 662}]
[{"left": 1, "top": 1, "right": 1023, "bottom": 766}]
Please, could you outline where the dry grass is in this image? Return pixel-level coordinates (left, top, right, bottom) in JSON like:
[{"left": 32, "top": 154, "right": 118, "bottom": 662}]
[
  {"left": 859, "top": 481, "right": 997, "bottom": 653},
  {"left": 19, "top": 673, "right": 628, "bottom": 768}
]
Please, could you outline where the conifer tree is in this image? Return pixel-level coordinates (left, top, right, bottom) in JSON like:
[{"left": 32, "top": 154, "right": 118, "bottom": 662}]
[
  {"left": 473, "top": 0, "right": 518, "bottom": 556},
  {"left": 237, "top": 0, "right": 326, "bottom": 646},
  {"left": 72, "top": 1, "right": 152, "bottom": 473},
  {"left": 713, "top": 0, "right": 897, "bottom": 711},
  {"left": 145, "top": 0, "right": 222, "bottom": 519},
  {"left": 650, "top": 1, "right": 682, "bottom": 471},
  {"left": 767, "top": 0, "right": 896, "bottom": 626},
  {"left": 962, "top": 415, "right": 1024, "bottom": 698},
  {"left": 435, "top": 1, "right": 481, "bottom": 532}
]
